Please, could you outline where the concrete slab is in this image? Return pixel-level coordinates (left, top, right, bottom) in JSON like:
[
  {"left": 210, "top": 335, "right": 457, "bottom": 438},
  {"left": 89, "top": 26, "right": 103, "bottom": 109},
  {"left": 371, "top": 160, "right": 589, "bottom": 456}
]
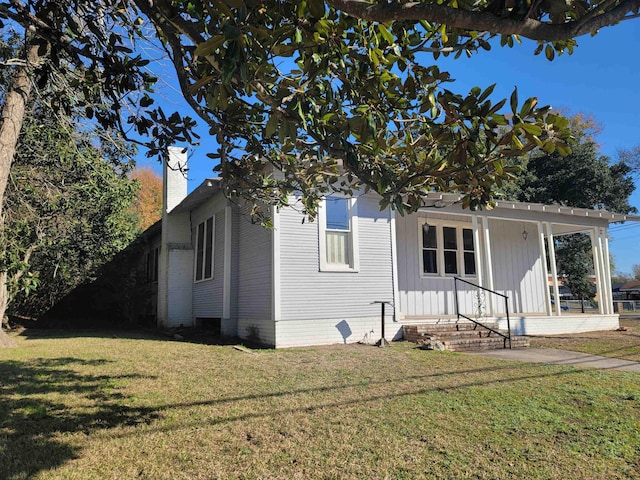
[{"left": 468, "top": 348, "right": 640, "bottom": 372}]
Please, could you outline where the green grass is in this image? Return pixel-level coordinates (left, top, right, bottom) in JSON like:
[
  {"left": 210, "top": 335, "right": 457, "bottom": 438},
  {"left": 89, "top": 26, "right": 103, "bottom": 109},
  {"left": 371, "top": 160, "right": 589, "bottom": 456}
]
[
  {"left": 530, "top": 318, "right": 640, "bottom": 362},
  {"left": 1, "top": 329, "right": 639, "bottom": 479}
]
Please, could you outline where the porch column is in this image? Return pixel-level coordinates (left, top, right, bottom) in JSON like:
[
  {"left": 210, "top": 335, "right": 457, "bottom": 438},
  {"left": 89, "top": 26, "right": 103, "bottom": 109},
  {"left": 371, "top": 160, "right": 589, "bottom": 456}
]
[
  {"left": 601, "top": 228, "right": 613, "bottom": 315},
  {"left": 545, "top": 222, "right": 562, "bottom": 316},
  {"left": 590, "top": 228, "right": 606, "bottom": 315},
  {"left": 481, "top": 217, "right": 495, "bottom": 315},
  {"left": 472, "top": 215, "right": 484, "bottom": 286},
  {"left": 537, "top": 221, "right": 552, "bottom": 316}
]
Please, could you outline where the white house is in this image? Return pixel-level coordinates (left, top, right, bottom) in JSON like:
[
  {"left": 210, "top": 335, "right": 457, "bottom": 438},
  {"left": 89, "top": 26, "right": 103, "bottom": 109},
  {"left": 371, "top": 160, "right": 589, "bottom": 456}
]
[{"left": 148, "top": 147, "right": 640, "bottom": 348}]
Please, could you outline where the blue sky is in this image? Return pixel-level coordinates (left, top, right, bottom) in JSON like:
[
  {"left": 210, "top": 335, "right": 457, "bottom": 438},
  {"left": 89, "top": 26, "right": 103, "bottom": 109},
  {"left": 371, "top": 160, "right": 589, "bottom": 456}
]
[{"left": 139, "top": 19, "right": 640, "bottom": 275}]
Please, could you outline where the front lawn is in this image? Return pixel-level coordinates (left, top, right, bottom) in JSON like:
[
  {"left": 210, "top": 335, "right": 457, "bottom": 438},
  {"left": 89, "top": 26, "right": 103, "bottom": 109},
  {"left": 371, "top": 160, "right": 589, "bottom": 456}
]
[
  {"left": 530, "top": 318, "right": 640, "bottom": 362},
  {"left": 0, "top": 329, "right": 638, "bottom": 479}
]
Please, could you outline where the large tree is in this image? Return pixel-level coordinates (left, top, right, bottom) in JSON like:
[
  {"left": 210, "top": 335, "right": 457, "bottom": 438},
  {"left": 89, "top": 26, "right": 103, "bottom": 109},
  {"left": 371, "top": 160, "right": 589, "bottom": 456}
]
[
  {"left": 4, "top": 105, "right": 139, "bottom": 322},
  {"left": 0, "top": 0, "right": 638, "bottom": 343},
  {"left": 509, "top": 115, "right": 636, "bottom": 308},
  {"left": 129, "top": 167, "right": 163, "bottom": 231}
]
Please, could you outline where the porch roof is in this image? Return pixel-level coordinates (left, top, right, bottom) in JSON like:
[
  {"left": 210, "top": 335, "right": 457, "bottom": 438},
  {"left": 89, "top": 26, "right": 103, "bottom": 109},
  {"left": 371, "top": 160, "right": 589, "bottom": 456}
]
[{"left": 419, "top": 193, "right": 640, "bottom": 225}]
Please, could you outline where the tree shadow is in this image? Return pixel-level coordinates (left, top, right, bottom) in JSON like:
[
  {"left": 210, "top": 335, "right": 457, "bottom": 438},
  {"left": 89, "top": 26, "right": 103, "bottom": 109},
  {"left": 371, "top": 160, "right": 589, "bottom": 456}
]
[
  {"left": 11, "top": 322, "right": 250, "bottom": 348},
  {"left": 0, "top": 357, "right": 160, "bottom": 479}
]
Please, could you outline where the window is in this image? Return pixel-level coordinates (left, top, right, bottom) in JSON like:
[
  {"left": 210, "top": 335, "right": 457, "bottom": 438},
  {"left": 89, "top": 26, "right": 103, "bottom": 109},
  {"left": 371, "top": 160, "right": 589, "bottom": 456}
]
[
  {"left": 195, "top": 216, "right": 214, "bottom": 281},
  {"left": 319, "top": 196, "right": 359, "bottom": 271},
  {"left": 420, "top": 222, "right": 476, "bottom": 277},
  {"left": 146, "top": 247, "right": 159, "bottom": 283}
]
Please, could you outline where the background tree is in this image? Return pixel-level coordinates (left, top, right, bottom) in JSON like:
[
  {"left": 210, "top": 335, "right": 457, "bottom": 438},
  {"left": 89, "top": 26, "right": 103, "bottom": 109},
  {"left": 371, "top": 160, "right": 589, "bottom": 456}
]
[
  {"left": 633, "top": 265, "right": 640, "bottom": 281},
  {"left": 4, "top": 106, "right": 139, "bottom": 321},
  {"left": 130, "top": 167, "right": 163, "bottom": 231},
  {"left": 507, "top": 114, "right": 636, "bottom": 308}
]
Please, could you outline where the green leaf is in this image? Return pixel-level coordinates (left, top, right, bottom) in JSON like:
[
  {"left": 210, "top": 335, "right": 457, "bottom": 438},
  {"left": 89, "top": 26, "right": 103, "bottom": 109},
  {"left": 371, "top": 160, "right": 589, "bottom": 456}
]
[
  {"left": 545, "top": 44, "right": 555, "bottom": 61},
  {"left": 309, "top": 0, "right": 325, "bottom": 17},
  {"left": 520, "top": 123, "right": 542, "bottom": 135},
  {"left": 510, "top": 88, "right": 518, "bottom": 115},
  {"left": 265, "top": 114, "right": 278, "bottom": 138},
  {"left": 194, "top": 36, "right": 225, "bottom": 57}
]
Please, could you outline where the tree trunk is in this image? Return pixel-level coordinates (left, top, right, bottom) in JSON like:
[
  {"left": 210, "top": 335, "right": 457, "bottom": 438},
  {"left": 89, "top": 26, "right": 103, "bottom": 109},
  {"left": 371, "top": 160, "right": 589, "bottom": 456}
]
[
  {"left": 0, "top": 41, "right": 41, "bottom": 342},
  {"left": 0, "top": 271, "right": 15, "bottom": 346}
]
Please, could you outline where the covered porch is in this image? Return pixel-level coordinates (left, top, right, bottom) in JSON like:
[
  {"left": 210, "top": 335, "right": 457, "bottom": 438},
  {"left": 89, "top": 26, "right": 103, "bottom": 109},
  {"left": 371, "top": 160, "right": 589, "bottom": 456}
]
[{"left": 392, "top": 194, "right": 640, "bottom": 336}]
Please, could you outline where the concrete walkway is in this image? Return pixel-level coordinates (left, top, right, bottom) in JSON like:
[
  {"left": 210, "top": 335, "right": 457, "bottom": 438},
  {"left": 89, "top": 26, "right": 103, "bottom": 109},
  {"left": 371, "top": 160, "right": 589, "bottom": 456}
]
[{"left": 469, "top": 348, "right": 640, "bottom": 372}]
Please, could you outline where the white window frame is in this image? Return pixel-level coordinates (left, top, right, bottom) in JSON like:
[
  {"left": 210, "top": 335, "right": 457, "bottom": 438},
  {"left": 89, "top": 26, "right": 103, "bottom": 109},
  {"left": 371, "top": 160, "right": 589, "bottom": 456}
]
[
  {"left": 318, "top": 196, "right": 360, "bottom": 272},
  {"left": 194, "top": 215, "right": 215, "bottom": 282},
  {"left": 418, "top": 219, "right": 477, "bottom": 279}
]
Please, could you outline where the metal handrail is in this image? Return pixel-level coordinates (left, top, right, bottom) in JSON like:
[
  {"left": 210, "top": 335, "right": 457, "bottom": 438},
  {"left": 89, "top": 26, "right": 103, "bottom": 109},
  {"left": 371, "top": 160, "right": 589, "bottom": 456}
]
[{"left": 454, "top": 277, "right": 512, "bottom": 349}]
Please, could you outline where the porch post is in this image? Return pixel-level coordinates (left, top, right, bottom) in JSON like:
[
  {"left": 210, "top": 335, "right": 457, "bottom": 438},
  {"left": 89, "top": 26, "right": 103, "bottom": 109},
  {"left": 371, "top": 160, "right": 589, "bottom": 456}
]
[
  {"left": 590, "top": 228, "right": 605, "bottom": 315},
  {"left": 537, "top": 221, "right": 552, "bottom": 316},
  {"left": 601, "top": 228, "right": 613, "bottom": 315},
  {"left": 545, "top": 222, "right": 562, "bottom": 316},
  {"left": 481, "top": 217, "right": 495, "bottom": 315},
  {"left": 472, "top": 215, "right": 483, "bottom": 286}
]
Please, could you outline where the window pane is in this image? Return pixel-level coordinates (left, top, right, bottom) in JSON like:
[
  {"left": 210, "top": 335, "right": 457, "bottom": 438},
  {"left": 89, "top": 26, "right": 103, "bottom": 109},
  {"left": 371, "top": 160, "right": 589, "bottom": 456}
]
[
  {"left": 464, "top": 252, "right": 476, "bottom": 276},
  {"left": 204, "top": 217, "right": 214, "bottom": 278},
  {"left": 326, "top": 197, "right": 349, "bottom": 230},
  {"left": 195, "top": 223, "right": 204, "bottom": 281},
  {"left": 444, "top": 250, "right": 458, "bottom": 274},
  {"left": 443, "top": 227, "right": 457, "bottom": 250},
  {"left": 422, "top": 224, "right": 437, "bottom": 249},
  {"left": 326, "top": 230, "right": 350, "bottom": 265},
  {"left": 463, "top": 228, "right": 474, "bottom": 251},
  {"left": 423, "top": 250, "right": 437, "bottom": 274}
]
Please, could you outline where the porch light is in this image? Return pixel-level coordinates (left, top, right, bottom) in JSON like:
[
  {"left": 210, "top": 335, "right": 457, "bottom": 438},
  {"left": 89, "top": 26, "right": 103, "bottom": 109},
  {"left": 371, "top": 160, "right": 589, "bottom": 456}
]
[{"left": 522, "top": 225, "right": 528, "bottom": 240}]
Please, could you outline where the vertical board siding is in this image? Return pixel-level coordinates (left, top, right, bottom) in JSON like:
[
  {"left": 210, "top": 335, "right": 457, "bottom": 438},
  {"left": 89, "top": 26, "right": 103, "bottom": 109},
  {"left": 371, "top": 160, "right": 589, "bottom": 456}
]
[
  {"left": 396, "top": 212, "right": 479, "bottom": 316},
  {"left": 278, "top": 194, "right": 394, "bottom": 345},
  {"left": 396, "top": 212, "right": 547, "bottom": 317},
  {"left": 191, "top": 195, "right": 227, "bottom": 319},
  {"left": 237, "top": 207, "right": 273, "bottom": 334},
  {"left": 489, "top": 219, "right": 546, "bottom": 314}
]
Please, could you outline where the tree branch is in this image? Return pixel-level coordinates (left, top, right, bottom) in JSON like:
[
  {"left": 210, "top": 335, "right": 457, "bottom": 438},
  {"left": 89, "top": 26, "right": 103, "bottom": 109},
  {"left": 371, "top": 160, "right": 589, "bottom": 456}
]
[{"left": 328, "top": 0, "right": 640, "bottom": 42}]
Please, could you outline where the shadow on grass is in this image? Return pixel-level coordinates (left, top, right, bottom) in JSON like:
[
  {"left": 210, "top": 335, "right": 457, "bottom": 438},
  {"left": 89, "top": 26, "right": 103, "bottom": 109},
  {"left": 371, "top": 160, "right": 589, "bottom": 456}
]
[
  {"left": 14, "top": 325, "right": 244, "bottom": 348},
  {"left": 104, "top": 351, "right": 639, "bottom": 441},
  {"left": 0, "top": 357, "right": 160, "bottom": 479}
]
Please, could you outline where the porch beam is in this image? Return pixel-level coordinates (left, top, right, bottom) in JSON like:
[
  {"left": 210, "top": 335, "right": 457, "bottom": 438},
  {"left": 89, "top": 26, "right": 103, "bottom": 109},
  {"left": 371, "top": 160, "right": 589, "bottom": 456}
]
[
  {"left": 590, "top": 228, "right": 605, "bottom": 315},
  {"left": 545, "top": 222, "right": 562, "bottom": 316},
  {"left": 481, "top": 216, "right": 495, "bottom": 315},
  {"left": 537, "top": 221, "right": 552, "bottom": 316}
]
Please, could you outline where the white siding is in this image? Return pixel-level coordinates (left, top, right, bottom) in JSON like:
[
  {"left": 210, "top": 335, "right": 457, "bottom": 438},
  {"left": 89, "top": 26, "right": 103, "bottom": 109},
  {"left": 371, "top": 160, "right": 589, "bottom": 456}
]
[
  {"left": 396, "top": 212, "right": 549, "bottom": 318},
  {"left": 191, "top": 195, "right": 228, "bottom": 319},
  {"left": 237, "top": 207, "right": 273, "bottom": 344},
  {"left": 395, "top": 212, "right": 480, "bottom": 317},
  {"left": 225, "top": 208, "right": 241, "bottom": 336},
  {"left": 277, "top": 194, "right": 394, "bottom": 347},
  {"left": 489, "top": 219, "right": 546, "bottom": 314}
]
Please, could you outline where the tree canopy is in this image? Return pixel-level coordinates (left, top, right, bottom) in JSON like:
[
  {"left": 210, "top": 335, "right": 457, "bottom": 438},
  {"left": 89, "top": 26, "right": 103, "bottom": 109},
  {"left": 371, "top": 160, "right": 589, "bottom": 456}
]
[
  {"left": 4, "top": 105, "right": 139, "bottom": 319},
  {"left": 130, "top": 167, "right": 163, "bottom": 231},
  {"left": 507, "top": 114, "right": 637, "bottom": 303}
]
